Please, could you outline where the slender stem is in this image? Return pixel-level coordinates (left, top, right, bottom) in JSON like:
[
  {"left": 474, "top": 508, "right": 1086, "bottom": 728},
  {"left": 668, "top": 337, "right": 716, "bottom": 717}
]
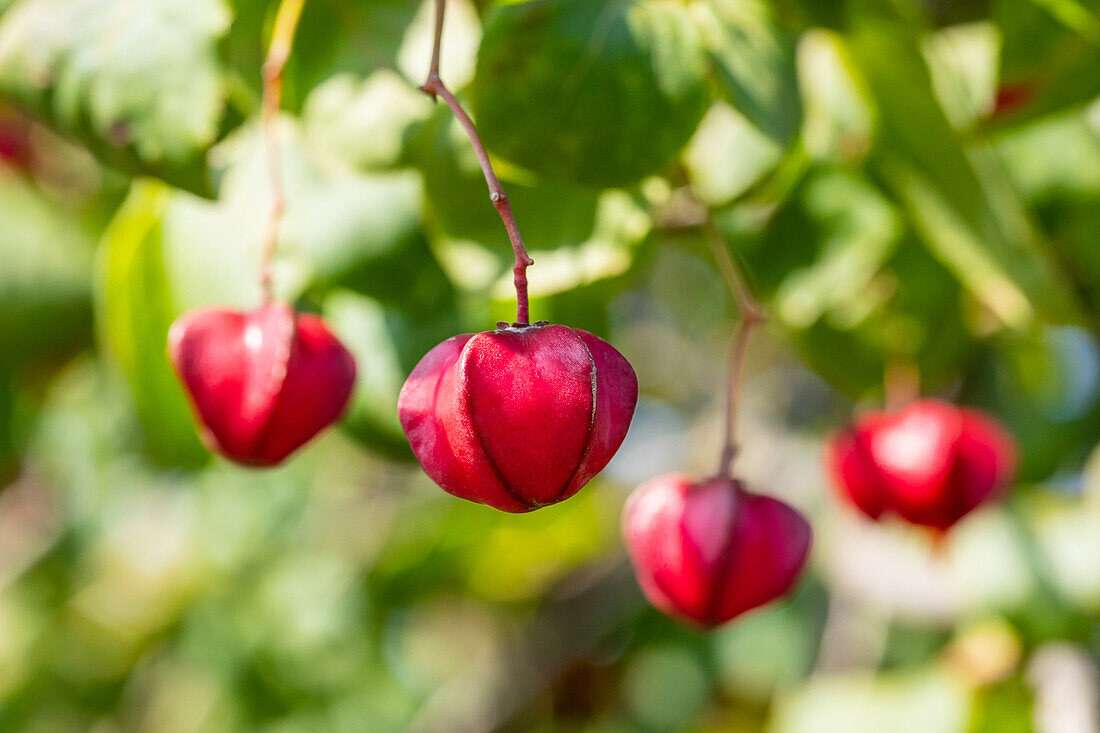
[
  {"left": 258, "top": 0, "right": 306, "bottom": 304},
  {"left": 427, "top": 0, "right": 445, "bottom": 82},
  {"left": 884, "top": 358, "right": 920, "bottom": 411},
  {"left": 420, "top": 0, "right": 534, "bottom": 325},
  {"left": 703, "top": 219, "right": 766, "bottom": 478}
]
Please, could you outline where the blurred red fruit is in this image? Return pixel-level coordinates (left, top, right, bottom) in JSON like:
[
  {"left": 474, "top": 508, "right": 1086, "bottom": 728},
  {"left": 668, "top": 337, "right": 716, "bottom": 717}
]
[
  {"left": 622, "top": 474, "right": 812, "bottom": 627},
  {"left": 826, "top": 399, "right": 1017, "bottom": 531},
  {"left": 0, "top": 113, "right": 32, "bottom": 170},
  {"left": 168, "top": 302, "right": 356, "bottom": 466},
  {"left": 991, "top": 82, "right": 1035, "bottom": 118},
  {"left": 398, "top": 322, "right": 638, "bottom": 512}
]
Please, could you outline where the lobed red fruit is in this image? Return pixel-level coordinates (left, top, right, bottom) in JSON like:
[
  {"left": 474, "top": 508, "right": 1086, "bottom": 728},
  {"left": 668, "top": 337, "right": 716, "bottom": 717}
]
[
  {"left": 622, "top": 475, "right": 812, "bottom": 627},
  {"left": 826, "top": 399, "right": 1017, "bottom": 531},
  {"left": 168, "top": 303, "right": 356, "bottom": 467},
  {"left": 398, "top": 322, "right": 638, "bottom": 512}
]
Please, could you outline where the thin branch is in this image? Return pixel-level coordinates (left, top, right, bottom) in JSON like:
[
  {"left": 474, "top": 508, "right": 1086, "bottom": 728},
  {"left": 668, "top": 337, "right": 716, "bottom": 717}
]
[
  {"left": 703, "top": 218, "right": 766, "bottom": 478},
  {"left": 258, "top": 0, "right": 306, "bottom": 304},
  {"left": 420, "top": 0, "right": 534, "bottom": 325},
  {"left": 884, "top": 358, "right": 920, "bottom": 411}
]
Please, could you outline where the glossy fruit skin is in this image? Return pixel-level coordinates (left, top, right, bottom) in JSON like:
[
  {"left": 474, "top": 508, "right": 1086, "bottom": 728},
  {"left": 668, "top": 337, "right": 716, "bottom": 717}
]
[
  {"left": 826, "top": 399, "right": 1018, "bottom": 531},
  {"left": 398, "top": 322, "right": 638, "bottom": 513},
  {"left": 168, "top": 303, "right": 356, "bottom": 467},
  {"left": 622, "top": 475, "right": 812, "bottom": 628}
]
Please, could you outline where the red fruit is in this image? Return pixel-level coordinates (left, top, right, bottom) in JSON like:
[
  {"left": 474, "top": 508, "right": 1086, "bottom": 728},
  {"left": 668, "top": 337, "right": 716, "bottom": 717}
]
[
  {"left": 826, "top": 399, "right": 1017, "bottom": 531},
  {"left": 622, "top": 475, "right": 812, "bottom": 627},
  {"left": 398, "top": 322, "right": 638, "bottom": 512},
  {"left": 168, "top": 303, "right": 356, "bottom": 467},
  {"left": 991, "top": 81, "right": 1035, "bottom": 118},
  {"left": 0, "top": 112, "right": 32, "bottom": 170}
]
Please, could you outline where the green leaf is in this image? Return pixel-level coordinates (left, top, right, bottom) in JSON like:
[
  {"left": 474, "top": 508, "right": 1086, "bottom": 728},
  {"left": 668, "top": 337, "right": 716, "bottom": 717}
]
[
  {"left": 962, "top": 326, "right": 1100, "bottom": 480},
  {"left": 796, "top": 29, "right": 875, "bottom": 162},
  {"left": 845, "top": 14, "right": 1084, "bottom": 329},
  {"left": 692, "top": 0, "right": 802, "bottom": 146},
  {"left": 731, "top": 168, "right": 900, "bottom": 318},
  {"left": 683, "top": 101, "right": 783, "bottom": 206},
  {"left": 990, "top": 0, "right": 1100, "bottom": 125},
  {"left": 162, "top": 116, "right": 424, "bottom": 311},
  {"left": 773, "top": 669, "right": 971, "bottom": 733},
  {"left": 303, "top": 70, "right": 433, "bottom": 171},
  {"left": 1026, "top": 0, "right": 1100, "bottom": 44},
  {"left": 0, "top": 0, "right": 233, "bottom": 195},
  {"left": 921, "top": 21, "right": 1000, "bottom": 130},
  {"left": 94, "top": 180, "right": 207, "bottom": 467},
  {"left": 723, "top": 166, "right": 974, "bottom": 395},
  {"left": 968, "top": 674, "right": 1032, "bottom": 733},
  {"left": 323, "top": 288, "right": 459, "bottom": 461},
  {"left": 410, "top": 106, "right": 603, "bottom": 255},
  {"left": 0, "top": 169, "right": 93, "bottom": 362},
  {"left": 322, "top": 292, "right": 410, "bottom": 459},
  {"left": 993, "top": 111, "right": 1100, "bottom": 325},
  {"left": 470, "top": 0, "right": 711, "bottom": 188}
]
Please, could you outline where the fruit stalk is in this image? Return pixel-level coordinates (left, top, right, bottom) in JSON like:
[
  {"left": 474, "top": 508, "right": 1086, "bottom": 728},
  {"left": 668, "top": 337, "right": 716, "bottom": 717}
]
[
  {"left": 704, "top": 219, "right": 765, "bottom": 478},
  {"left": 884, "top": 358, "right": 920, "bottom": 412},
  {"left": 258, "top": 0, "right": 307, "bottom": 304},
  {"left": 420, "top": 0, "right": 534, "bottom": 325}
]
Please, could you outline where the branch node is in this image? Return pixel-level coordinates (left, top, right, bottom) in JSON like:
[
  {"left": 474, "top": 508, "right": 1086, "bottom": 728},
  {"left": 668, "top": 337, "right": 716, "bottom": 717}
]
[
  {"left": 702, "top": 215, "right": 766, "bottom": 479},
  {"left": 261, "top": 59, "right": 282, "bottom": 83}
]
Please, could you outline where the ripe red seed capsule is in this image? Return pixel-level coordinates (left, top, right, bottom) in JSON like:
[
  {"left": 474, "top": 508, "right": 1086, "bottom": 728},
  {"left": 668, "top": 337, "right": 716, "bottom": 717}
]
[
  {"left": 622, "top": 475, "right": 812, "bottom": 627},
  {"left": 398, "top": 322, "right": 638, "bottom": 512},
  {"left": 168, "top": 302, "right": 357, "bottom": 467},
  {"left": 826, "top": 399, "right": 1018, "bottom": 531}
]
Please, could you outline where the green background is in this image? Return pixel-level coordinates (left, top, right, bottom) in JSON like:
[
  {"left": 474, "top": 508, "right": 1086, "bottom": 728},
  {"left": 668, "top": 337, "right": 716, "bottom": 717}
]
[{"left": 2, "top": 0, "right": 1100, "bottom": 729}]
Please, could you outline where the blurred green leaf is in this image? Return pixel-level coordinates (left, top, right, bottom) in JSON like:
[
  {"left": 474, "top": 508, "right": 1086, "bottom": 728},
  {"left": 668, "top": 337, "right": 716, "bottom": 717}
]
[
  {"left": 94, "top": 180, "right": 207, "bottom": 467},
  {"left": 0, "top": 169, "right": 93, "bottom": 362},
  {"left": 692, "top": 0, "right": 802, "bottom": 147},
  {"left": 990, "top": 0, "right": 1100, "bottom": 125},
  {"left": 922, "top": 22, "right": 1000, "bottom": 129},
  {"left": 772, "top": 668, "right": 971, "bottom": 733},
  {"left": 303, "top": 70, "right": 433, "bottom": 171},
  {"left": 410, "top": 107, "right": 602, "bottom": 253},
  {"left": 470, "top": 0, "right": 711, "bottom": 187},
  {"left": 0, "top": 0, "right": 233, "bottom": 195},
  {"left": 323, "top": 291, "right": 422, "bottom": 460},
  {"left": 623, "top": 645, "right": 708, "bottom": 729},
  {"left": 968, "top": 674, "right": 1032, "bottom": 733},
  {"left": 1025, "top": 0, "right": 1100, "bottom": 45},
  {"left": 683, "top": 101, "right": 783, "bottom": 206},
  {"left": 162, "top": 117, "right": 424, "bottom": 311},
  {"left": 962, "top": 326, "right": 1100, "bottom": 479},
  {"left": 846, "top": 13, "right": 1084, "bottom": 329},
  {"left": 796, "top": 29, "right": 875, "bottom": 163},
  {"left": 724, "top": 166, "right": 976, "bottom": 395}
]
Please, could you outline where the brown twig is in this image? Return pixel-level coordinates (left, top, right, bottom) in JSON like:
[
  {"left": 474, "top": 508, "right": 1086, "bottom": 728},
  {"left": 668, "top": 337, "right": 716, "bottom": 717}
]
[
  {"left": 703, "top": 218, "right": 766, "bottom": 478},
  {"left": 258, "top": 0, "right": 306, "bottom": 304},
  {"left": 420, "top": 0, "right": 534, "bottom": 325},
  {"left": 884, "top": 358, "right": 920, "bottom": 411}
]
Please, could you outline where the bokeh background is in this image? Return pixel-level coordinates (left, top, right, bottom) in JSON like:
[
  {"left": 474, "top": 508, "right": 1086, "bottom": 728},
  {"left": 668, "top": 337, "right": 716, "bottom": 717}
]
[{"left": 2, "top": 0, "right": 1100, "bottom": 730}]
